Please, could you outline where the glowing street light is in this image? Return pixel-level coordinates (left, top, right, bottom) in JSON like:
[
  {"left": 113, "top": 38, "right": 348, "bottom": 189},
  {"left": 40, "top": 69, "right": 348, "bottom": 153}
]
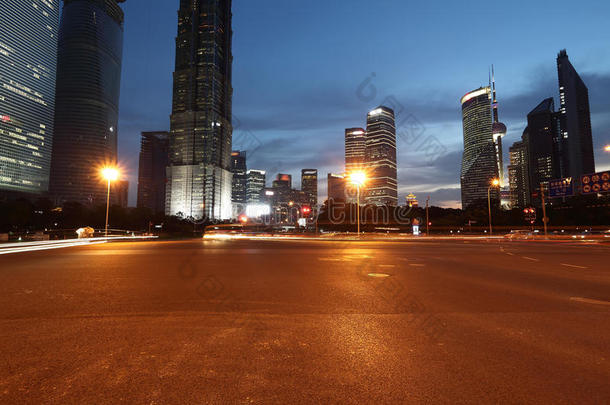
[
  {"left": 101, "top": 167, "right": 119, "bottom": 237},
  {"left": 487, "top": 178, "right": 500, "bottom": 236},
  {"left": 349, "top": 171, "right": 366, "bottom": 235},
  {"left": 604, "top": 145, "right": 610, "bottom": 152}
]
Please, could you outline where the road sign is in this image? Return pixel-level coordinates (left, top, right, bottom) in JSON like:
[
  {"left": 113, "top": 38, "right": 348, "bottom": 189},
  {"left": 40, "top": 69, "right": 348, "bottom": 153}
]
[
  {"left": 548, "top": 177, "right": 574, "bottom": 198},
  {"left": 581, "top": 171, "right": 610, "bottom": 195}
]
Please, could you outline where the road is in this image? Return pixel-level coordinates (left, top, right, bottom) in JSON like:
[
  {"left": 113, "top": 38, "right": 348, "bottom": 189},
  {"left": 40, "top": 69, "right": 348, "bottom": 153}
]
[{"left": 0, "top": 238, "right": 609, "bottom": 404}]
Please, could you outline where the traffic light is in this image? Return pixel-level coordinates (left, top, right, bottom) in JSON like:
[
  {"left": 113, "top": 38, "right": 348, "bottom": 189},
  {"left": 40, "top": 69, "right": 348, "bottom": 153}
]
[
  {"left": 302, "top": 206, "right": 311, "bottom": 215},
  {"left": 523, "top": 207, "right": 536, "bottom": 224}
]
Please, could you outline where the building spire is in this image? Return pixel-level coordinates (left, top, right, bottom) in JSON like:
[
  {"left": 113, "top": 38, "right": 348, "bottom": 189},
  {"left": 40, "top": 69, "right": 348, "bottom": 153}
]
[{"left": 491, "top": 64, "right": 499, "bottom": 123}]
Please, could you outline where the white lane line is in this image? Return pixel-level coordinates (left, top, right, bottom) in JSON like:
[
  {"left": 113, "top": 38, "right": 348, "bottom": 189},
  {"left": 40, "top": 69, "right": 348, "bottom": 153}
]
[
  {"left": 570, "top": 297, "right": 610, "bottom": 306},
  {"left": 368, "top": 273, "right": 390, "bottom": 278},
  {"left": 561, "top": 263, "right": 588, "bottom": 269},
  {"left": 409, "top": 264, "right": 425, "bottom": 267},
  {"left": 522, "top": 256, "right": 540, "bottom": 262},
  {"left": 506, "top": 252, "right": 515, "bottom": 256},
  {"left": 378, "top": 264, "right": 396, "bottom": 268},
  {"left": 318, "top": 258, "right": 342, "bottom": 262}
]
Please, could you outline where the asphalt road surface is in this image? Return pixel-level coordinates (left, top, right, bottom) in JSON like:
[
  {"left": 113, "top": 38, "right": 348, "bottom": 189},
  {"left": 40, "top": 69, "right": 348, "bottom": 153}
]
[{"left": 1, "top": 238, "right": 609, "bottom": 404}]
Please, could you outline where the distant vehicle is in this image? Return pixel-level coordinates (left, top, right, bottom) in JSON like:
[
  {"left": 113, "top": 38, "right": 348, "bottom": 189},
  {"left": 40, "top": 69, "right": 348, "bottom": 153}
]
[
  {"left": 76, "top": 227, "right": 94, "bottom": 239},
  {"left": 504, "top": 230, "right": 535, "bottom": 240},
  {"left": 204, "top": 224, "right": 244, "bottom": 236}
]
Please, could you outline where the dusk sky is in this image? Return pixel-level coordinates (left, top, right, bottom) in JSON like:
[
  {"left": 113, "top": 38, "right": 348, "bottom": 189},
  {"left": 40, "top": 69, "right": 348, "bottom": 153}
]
[{"left": 117, "top": 0, "right": 610, "bottom": 207}]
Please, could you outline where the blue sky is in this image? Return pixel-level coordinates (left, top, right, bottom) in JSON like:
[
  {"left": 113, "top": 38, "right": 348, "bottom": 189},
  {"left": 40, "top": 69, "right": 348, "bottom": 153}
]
[{"left": 117, "top": 0, "right": 610, "bottom": 207}]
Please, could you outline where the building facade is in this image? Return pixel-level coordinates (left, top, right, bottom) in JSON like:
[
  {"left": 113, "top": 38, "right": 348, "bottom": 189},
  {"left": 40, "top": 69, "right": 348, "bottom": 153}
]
[
  {"left": 364, "top": 106, "right": 397, "bottom": 206},
  {"left": 137, "top": 131, "right": 169, "bottom": 214},
  {"left": 246, "top": 169, "right": 265, "bottom": 204},
  {"left": 231, "top": 151, "right": 247, "bottom": 204},
  {"left": 327, "top": 173, "right": 346, "bottom": 202},
  {"left": 556, "top": 50, "right": 595, "bottom": 181},
  {"left": 508, "top": 138, "right": 530, "bottom": 208},
  {"left": 345, "top": 127, "right": 366, "bottom": 173},
  {"left": 301, "top": 169, "right": 318, "bottom": 207},
  {"left": 166, "top": 0, "right": 233, "bottom": 220},
  {"left": 0, "top": 1, "right": 59, "bottom": 195},
  {"left": 460, "top": 87, "right": 499, "bottom": 208},
  {"left": 49, "top": 0, "right": 125, "bottom": 205}
]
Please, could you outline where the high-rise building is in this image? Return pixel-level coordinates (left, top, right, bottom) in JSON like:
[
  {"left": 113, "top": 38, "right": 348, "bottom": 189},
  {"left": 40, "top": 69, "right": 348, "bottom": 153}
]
[
  {"left": 460, "top": 87, "right": 499, "bottom": 208},
  {"left": 166, "top": 0, "right": 233, "bottom": 220},
  {"left": 246, "top": 170, "right": 265, "bottom": 203},
  {"left": 508, "top": 138, "right": 530, "bottom": 208},
  {"left": 49, "top": 0, "right": 125, "bottom": 205},
  {"left": 345, "top": 128, "right": 366, "bottom": 173},
  {"left": 364, "top": 106, "right": 397, "bottom": 206},
  {"left": 0, "top": 1, "right": 59, "bottom": 196},
  {"left": 137, "top": 131, "right": 169, "bottom": 214},
  {"left": 113, "top": 179, "right": 129, "bottom": 208},
  {"left": 491, "top": 67, "right": 507, "bottom": 186},
  {"left": 327, "top": 173, "right": 346, "bottom": 202},
  {"left": 301, "top": 169, "right": 318, "bottom": 207},
  {"left": 231, "top": 151, "right": 247, "bottom": 204},
  {"left": 524, "top": 98, "right": 561, "bottom": 199},
  {"left": 556, "top": 50, "right": 595, "bottom": 181}
]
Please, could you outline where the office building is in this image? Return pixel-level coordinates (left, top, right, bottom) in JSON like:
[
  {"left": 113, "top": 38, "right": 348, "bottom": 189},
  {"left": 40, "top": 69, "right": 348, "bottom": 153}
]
[
  {"left": 345, "top": 128, "right": 366, "bottom": 173},
  {"left": 301, "top": 169, "right": 318, "bottom": 207},
  {"left": 166, "top": 0, "right": 233, "bottom": 220},
  {"left": 460, "top": 87, "right": 499, "bottom": 208},
  {"left": 524, "top": 98, "right": 561, "bottom": 198},
  {"left": 491, "top": 67, "right": 507, "bottom": 185},
  {"left": 246, "top": 170, "right": 265, "bottom": 203},
  {"left": 114, "top": 179, "right": 129, "bottom": 208},
  {"left": 0, "top": 1, "right": 59, "bottom": 195},
  {"left": 231, "top": 151, "right": 247, "bottom": 204},
  {"left": 364, "top": 106, "right": 397, "bottom": 206},
  {"left": 327, "top": 173, "right": 346, "bottom": 202},
  {"left": 508, "top": 138, "right": 530, "bottom": 208},
  {"left": 137, "top": 131, "right": 169, "bottom": 214},
  {"left": 556, "top": 50, "right": 595, "bottom": 181},
  {"left": 49, "top": 0, "right": 125, "bottom": 205}
]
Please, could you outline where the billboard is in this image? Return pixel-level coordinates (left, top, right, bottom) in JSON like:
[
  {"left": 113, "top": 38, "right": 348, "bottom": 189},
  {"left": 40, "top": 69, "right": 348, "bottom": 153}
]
[
  {"left": 581, "top": 171, "right": 610, "bottom": 195},
  {"left": 548, "top": 177, "right": 574, "bottom": 198}
]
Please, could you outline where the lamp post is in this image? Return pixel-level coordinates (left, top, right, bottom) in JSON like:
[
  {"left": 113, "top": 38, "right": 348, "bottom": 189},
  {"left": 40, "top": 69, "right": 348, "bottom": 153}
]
[
  {"left": 349, "top": 171, "right": 366, "bottom": 235},
  {"left": 487, "top": 178, "right": 500, "bottom": 236},
  {"left": 101, "top": 167, "right": 119, "bottom": 238},
  {"left": 604, "top": 145, "right": 610, "bottom": 153}
]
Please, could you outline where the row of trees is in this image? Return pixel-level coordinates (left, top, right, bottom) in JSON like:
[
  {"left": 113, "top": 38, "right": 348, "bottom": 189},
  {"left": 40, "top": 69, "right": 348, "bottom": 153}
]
[{"left": 1, "top": 194, "right": 608, "bottom": 235}]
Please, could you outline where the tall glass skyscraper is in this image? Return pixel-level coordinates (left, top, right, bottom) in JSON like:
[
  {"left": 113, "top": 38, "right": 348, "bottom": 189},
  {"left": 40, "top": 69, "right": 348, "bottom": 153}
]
[
  {"left": 0, "top": 1, "right": 59, "bottom": 195},
  {"left": 365, "top": 106, "right": 397, "bottom": 206},
  {"left": 230, "top": 151, "right": 247, "bottom": 204},
  {"left": 166, "top": 0, "right": 234, "bottom": 220},
  {"left": 137, "top": 131, "right": 169, "bottom": 214},
  {"left": 301, "top": 169, "right": 318, "bottom": 207},
  {"left": 49, "top": 0, "right": 125, "bottom": 205},
  {"left": 345, "top": 127, "right": 366, "bottom": 173},
  {"left": 460, "top": 87, "right": 499, "bottom": 208},
  {"left": 556, "top": 50, "right": 595, "bottom": 181}
]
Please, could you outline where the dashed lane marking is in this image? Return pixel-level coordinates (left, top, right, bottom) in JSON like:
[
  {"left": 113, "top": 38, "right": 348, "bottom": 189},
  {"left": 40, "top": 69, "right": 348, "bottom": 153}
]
[
  {"left": 561, "top": 263, "right": 588, "bottom": 269},
  {"left": 522, "top": 256, "right": 540, "bottom": 262},
  {"left": 569, "top": 297, "right": 610, "bottom": 306}
]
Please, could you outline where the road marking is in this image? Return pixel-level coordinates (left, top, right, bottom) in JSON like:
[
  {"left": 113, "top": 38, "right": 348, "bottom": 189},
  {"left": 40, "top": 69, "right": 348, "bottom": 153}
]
[
  {"left": 378, "top": 264, "right": 395, "bottom": 268},
  {"left": 569, "top": 297, "right": 610, "bottom": 306},
  {"left": 367, "top": 273, "right": 390, "bottom": 278},
  {"left": 561, "top": 263, "right": 588, "bottom": 269},
  {"left": 506, "top": 252, "right": 515, "bottom": 256},
  {"left": 409, "top": 264, "right": 425, "bottom": 267},
  {"left": 318, "top": 258, "right": 342, "bottom": 262},
  {"left": 522, "top": 256, "right": 540, "bottom": 262}
]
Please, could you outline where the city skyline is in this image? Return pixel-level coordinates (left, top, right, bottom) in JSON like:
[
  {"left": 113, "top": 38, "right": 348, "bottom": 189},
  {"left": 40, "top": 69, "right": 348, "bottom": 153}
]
[{"left": 63, "top": 1, "right": 610, "bottom": 208}]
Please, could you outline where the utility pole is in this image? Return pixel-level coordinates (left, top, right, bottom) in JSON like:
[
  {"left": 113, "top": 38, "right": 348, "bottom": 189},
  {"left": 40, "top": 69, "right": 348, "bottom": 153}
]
[
  {"left": 540, "top": 182, "right": 548, "bottom": 239},
  {"left": 426, "top": 196, "right": 430, "bottom": 236}
]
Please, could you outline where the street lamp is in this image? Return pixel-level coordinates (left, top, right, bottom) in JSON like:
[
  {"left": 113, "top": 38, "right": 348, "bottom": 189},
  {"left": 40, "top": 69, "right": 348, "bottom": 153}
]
[
  {"left": 487, "top": 178, "right": 500, "bottom": 236},
  {"left": 349, "top": 171, "right": 366, "bottom": 234},
  {"left": 101, "top": 167, "right": 119, "bottom": 238},
  {"left": 604, "top": 145, "right": 610, "bottom": 152}
]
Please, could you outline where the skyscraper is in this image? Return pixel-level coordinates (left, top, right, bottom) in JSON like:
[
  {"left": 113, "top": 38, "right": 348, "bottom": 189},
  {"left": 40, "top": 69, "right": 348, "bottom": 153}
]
[
  {"left": 246, "top": 170, "right": 265, "bottom": 203},
  {"left": 508, "top": 138, "right": 530, "bottom": 208},
  {"left": 460, "top": 87, "right": 499, "bottom": 208},
  {"left": 364, "top": 106, "right": 397, "bottom": 206},
  {"left": 524, "top": 98, "right": 561, "bottom": 199},
  {"left": 165, "top": 0, "right": 233, "bottom": 220},
  {"left": 49, "top": 0, "right": 125, "bottom": 205},
  {"left": 327, "top": 173, "right": 346, "bottom": 202},
  {"left": 556, "top": 50, "right": 595, "bottom": 181},
  {"left": 231, "top": 151, "right": 247, "bottom": 205},
  {"left": 345, "top": 128, "right": 366, "bottom": 173},
  {"left": 0, "top": 1, "right": 59, "bottom": 196},
  {"left": 301, "top": 169, "right": 318, "bottom": 207},
  {"left": 137, "top": 131, "right": 169, "bottom": 214},
  {"left": 491, "top": 67, "right": 507, "bottom": 186}
]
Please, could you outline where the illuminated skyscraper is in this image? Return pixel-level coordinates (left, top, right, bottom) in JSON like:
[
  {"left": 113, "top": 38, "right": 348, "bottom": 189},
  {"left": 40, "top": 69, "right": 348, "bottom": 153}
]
[
  {"left": 491, "top": 66, "right": 507, "bottom": 186},
  {"left": 0, "top": 1, "right": 59, "bottom": 195},
  {"left": 364, "top": 106, "right": 397, "bottom": 206},
  {"left": 327, "top": 173, "right": 346, "bottom": 202},
  {"left": 165, "top": 0, "right": 233, "bottom": 220},
  {"left": 508, "top": 138, "right": 530, "bottom": 208},
  {"left": 49, "top": 0, "right": 125, "bottom": 205},
  {"left": 231, "top": 151, "right": 247, "bottom": 205},
  {"left": 460, "top": 87, "right": 499, "bottom": 208},
  {"left": 556, "top": 50, "right": 595, "bottom": 180},
  {"left": 301, "top": 169, "right": 318, "bottom": 207},
  {"left": 246, "top": 170, "right": 265, "bottom": 203},
  {"left": 345, "top": 128, "right": 366, "bottom": 173}
]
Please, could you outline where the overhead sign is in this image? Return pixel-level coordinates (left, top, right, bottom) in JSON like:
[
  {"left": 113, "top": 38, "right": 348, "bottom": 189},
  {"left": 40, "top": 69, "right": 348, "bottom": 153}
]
[
  {"left": 548, "top": 177, "right": 574, "bottom": 198},
  {"left": 581, "top": 171, "right": 610, "bottom": 195}
]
